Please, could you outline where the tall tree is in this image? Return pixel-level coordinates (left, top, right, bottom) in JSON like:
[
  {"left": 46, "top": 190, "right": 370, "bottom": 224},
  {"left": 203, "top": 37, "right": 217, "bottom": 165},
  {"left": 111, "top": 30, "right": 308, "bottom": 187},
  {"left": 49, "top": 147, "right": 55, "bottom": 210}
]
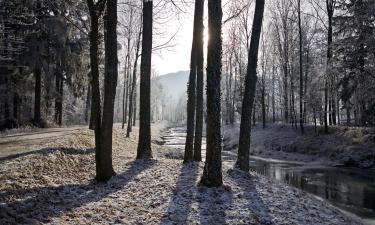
[
  {"left": 34, "top": 67, "right": 42, "bottom": 125},
  {"left": 298, "top": 0, "right": 305, "bottom": 134},
  {"left": 127, "top": 21, "right": 142, "bottom": 137},
  {"left": 96, "top": 0, "right": 117, "bottom": 181},
  {"left": 87, "top": 0, "right": 105, "bottom": 131},
  {"left": 137, "top": 0, "right": 153, "bottom": 159},
  {"left": 200, "top": 0, "right": 223, "bottom": 187},
  {"left": 260, "top": 31, "right": 267, "bottom": 129},
  {"left": 122, "top": 5, "right": 134, "bottom": 130},
  {"left": 184, "top": 0, "right": 204, "bottom": 163},
  {"left": 324, "top": 0, "right": 334, "bottom": 133},
  {"left": 193, "top": 0, "right": 205, "bottom": 162},
  {"left": 236, "top": 0, "right": 265, "bottom": 172},
  {"left": 87, "top": 0, "right": 107, "bottom": 181}
]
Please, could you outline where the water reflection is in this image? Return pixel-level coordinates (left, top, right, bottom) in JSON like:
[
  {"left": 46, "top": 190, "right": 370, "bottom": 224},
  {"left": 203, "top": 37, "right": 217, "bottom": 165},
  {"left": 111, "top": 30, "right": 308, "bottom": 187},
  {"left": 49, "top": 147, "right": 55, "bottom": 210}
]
[{"left": 249, "top": 159, "right": 375, "bottom": 220}]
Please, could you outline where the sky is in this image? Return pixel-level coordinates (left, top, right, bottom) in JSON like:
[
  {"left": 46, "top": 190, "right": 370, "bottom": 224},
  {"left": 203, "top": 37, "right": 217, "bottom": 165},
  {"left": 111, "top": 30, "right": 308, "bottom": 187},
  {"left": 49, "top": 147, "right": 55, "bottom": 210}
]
[
  {"left": 151, "top": 1, "right": 211, "bottom": 75},
  {"left": 152, "top": 5, "right": 195, "bottom": 75}
]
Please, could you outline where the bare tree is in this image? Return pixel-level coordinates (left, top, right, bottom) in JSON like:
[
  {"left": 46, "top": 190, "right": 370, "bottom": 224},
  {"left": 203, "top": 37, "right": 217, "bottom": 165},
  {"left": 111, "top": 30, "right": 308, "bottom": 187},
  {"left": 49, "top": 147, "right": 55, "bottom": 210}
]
[
  {"left": 127, "top": 18, "right": 142, "bottom": 137},
  {"left": 96, "top": 0, "right": 118, "bottom": 181},
  {"left": 297, "top": 0, "right": 305, "bottom": 134},
  {"left": 184, "top": 0, "right": 204, "bottom": 163},
  {"left": 236, "top": 0, "right": 265, "bottom": 172},
  {"left": 137, "top": 0, "right": 153, "bottom": 159},
  {"left": 201, "top": 0, "right": 223, "bottom": 187},
  {"left": 193, "top": 0, "right": 205, "bottom": 162}
]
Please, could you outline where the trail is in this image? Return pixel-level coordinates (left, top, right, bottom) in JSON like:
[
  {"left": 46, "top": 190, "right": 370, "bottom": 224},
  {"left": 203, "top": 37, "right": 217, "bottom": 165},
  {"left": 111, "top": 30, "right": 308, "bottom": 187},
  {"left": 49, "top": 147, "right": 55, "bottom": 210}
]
[{"left": 0, "top": 126, "right": 86, "bottom": 158}]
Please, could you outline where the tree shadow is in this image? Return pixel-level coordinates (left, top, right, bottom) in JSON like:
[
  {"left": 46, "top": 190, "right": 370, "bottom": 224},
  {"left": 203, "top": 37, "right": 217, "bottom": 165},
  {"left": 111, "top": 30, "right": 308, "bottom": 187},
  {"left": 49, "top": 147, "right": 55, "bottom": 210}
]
[
  {"left": 227, "top": 169, "right": 273, "bottom": 225},
  {"left": 0, "top": 159, "right": 155, "bottom": 224},
  {"left": 0, "top": 147, "right": 95, "bottom": 163},
  {"left": 197, "top": 183, "right": 233, "bottom": 225},
  {"left": 160, "top": 162, "right": 199, "bottom": 225}
]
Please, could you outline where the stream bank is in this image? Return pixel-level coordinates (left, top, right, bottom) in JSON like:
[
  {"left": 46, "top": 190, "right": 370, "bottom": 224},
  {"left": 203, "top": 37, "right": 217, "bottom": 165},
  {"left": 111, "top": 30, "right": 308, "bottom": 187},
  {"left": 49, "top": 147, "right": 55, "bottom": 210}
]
[{"left": 161, "top": 125, "right": 375, "bottom": 224}]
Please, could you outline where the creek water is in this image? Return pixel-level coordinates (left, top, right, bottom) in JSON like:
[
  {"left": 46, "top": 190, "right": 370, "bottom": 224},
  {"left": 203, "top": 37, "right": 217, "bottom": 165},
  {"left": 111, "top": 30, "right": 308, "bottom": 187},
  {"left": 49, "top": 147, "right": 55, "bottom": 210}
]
[{"left": 161, "top": 126, "right": 375, "bottom": 223}]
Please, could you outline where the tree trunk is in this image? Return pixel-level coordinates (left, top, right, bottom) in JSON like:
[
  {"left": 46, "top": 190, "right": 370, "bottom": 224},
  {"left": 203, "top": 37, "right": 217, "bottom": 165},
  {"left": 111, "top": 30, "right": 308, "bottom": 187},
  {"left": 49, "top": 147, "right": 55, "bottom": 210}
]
[
  {"left": 127, "top": 24, "right": 142, "bottom": 137},
  {"left": 133, "top": 89, "right": 137, "bottom": 126},
  {"left": 329, "top": 87, "right": 333, "bottom": 125},
  {"left": 34, "top": 66, "right": 42, "bottom": 125},
  {"left": 337, "top": 98, "right": 340, "bottom": 125},
  {"left": 272, "top": 65, "right": 276, "bottom": 123},
  {"left": 137, "top": 0, "right": 153, "bottom": 159},
  {"left": 324, "top": 0, "right": 334, "bottom": 133},
  {"left": 313, "top": 107, "right": 317, "bottom": 134},
  {"left": 121, "top": 67, "right": 128, "bottom": 129},
  {"left": 200, "top": 0, "right": 223, "bottom": 187},
  {"left": 332, "top": 80, "right": 337, "bottom": 125},
  {"left": 346, "top": 107, "right": 351, "bottom": 125},
  {"left": 261, "top": 73, "right": 266, "bottom": 128},
  {"left": 87, "top": 0, "right": 104, "bottom": 181},
  {"left": 13, "top": 93, "right": 20, "bottom": 123},
  {"left": 193, "top": 0, "right": 204, "bottom": 162},
  {"left": 290, "top": 70, "right": 296, "bottom": 129},
  {"left": 185, "top": 0, "right": 204, "bottom": 163},
  {"left": 304, "top": 47, "right": 309, "bottom": 123},
  {"left": 184, "top": 35, "right": 197, "bottom": 162},
  {"left": 97, "top": 0, "right": 118, "bottom": 181},
  {"left": 228, "top": 55, "right": 234, "bottom": 124},
  {"left": 236, "top": 0, "right": 264, "bottom": 172},
  {"left": 298, "top": 0, "right": 304, "bottom": 134},
  {"left": 89, "top": 12, "right": 100, "bottom": 131},
  {"left": 85, "top": 79, "right": 91, "bottom": 124},
  {"left": 54, "top": 67, "right": 63, "bottom": 126},
  {"left": 253, "top": 103, "right": 256, "bottom": 126}
]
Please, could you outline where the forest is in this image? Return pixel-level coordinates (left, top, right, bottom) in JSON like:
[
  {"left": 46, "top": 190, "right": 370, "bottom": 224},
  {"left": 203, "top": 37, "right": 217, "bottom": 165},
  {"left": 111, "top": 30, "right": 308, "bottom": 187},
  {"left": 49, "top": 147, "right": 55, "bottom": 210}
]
[{"left": 0, "top": 0, "right": 374, "bottom": 224}]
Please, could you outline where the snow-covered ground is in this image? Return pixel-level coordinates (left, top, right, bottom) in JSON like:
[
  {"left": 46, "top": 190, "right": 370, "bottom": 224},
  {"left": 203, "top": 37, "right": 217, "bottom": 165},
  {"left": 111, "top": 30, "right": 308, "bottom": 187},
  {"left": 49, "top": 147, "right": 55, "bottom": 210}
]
[
  {"left": 0, "top": 123, "right": 364, "bottom": 224},
  {"left": 223, "top": 123, "right": 375, "bottom": 169}
]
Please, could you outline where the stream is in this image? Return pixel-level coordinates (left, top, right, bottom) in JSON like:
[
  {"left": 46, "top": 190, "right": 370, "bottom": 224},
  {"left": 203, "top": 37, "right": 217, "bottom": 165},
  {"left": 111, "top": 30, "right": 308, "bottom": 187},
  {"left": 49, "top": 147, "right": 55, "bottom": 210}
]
[{"left": 161, "top": 126, "right": 375, "bottom": 223}]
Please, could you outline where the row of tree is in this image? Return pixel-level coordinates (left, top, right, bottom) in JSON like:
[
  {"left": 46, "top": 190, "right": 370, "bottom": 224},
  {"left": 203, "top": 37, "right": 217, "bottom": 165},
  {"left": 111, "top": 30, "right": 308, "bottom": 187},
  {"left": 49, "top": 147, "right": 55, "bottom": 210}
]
[
  {"left": 89, "top": 0, "right": 266, "bottom": 186},
  {"left": 182, "top": 0, "right": 265, "bottom": 186},
  {"left": 2, "top": 0, "right": 373, "bottom": 187},
  {"left": 0, "top": 0, "right": 169, "bottom": 131},
  {"left": 0, "top": 0, "right": 89, "bottom": 129},
  {"left": 221, "top": 0, "right": 374, "bottom": 132}
]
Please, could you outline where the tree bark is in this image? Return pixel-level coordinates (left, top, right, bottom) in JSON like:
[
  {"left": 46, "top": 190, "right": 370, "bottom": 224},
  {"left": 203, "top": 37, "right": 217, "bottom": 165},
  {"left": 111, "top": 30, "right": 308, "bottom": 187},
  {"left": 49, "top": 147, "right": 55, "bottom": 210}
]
[
  {"left": 127, "top": 24, "right": 142, "bottom": 137},
  {"left": 54, "top": 65, "right": 63, "bottom": 126},
  {"left": 122, "top": 67, "right": 128, "bottom": 129},
  {"left": 96, "top": 0, "right": 117, "bottom": 181},
  {"left": 87, "top": 0, "right": 104, "bottom": 181},
  {"left": 272, "top": 65, "right": 276, "bottom": 123},
  {"left": 184, "top": 36, "right": 197, "bottom": 162},
  {"left": 85, "top": 79, "right": 91, "bottom": 124},
  {"left": 185, "top": 0, "right": 204, "bottom": 163},
  {"left": 200, "top": 0, "right": 223, "bottom": 187},
  {"left": 324, "top": 0, "right": 334, "bottom": 133},
  {"left": 298, "top": 0, "right": 304, "bottom": 134},
  {"left": 236, "top": 0, "right": 264, "bottom": 172},
  {"left": 133, "top": 89, "right": 137, "bottom": 126},
  {"left": 34, "top": 66, "right": 42, "bottom": 125},
  {"left": 137, "top": 0, "right": 153, "bottom": 159},
  {"left": 193, "top": 0, "right": 204, "bottom": 162},
  {"left": 261, "top": 38, "right": 266, "bottom": 129},
  {"left": 88, "top": 10, "right": 100, "bottom": 131}
]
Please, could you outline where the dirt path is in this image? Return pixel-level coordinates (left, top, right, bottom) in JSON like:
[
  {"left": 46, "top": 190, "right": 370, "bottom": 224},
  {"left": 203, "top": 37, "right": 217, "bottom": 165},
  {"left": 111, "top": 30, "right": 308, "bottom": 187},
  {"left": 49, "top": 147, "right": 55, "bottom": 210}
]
[{"left": 0, "top": 126, "right": 86, "bottom": 158}]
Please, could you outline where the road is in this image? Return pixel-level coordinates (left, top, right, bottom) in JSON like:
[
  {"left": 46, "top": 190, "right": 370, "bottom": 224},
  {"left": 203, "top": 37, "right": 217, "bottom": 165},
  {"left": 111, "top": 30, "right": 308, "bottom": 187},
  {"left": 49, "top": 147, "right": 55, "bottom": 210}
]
[{"left": 0, "top": 126, "right": 86, "bottom": 159}]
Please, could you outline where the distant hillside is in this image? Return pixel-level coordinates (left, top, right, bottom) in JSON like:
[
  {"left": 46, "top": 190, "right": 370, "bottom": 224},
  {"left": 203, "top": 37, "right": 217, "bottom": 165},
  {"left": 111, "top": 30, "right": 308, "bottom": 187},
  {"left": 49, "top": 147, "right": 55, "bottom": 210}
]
[{"left": 155, "top": 70, "right": 189, "bottom": 102}]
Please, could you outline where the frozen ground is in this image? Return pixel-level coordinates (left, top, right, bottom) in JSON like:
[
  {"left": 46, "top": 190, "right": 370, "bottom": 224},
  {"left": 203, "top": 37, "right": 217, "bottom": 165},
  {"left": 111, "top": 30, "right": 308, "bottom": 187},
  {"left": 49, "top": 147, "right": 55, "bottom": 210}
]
[
  {"left": 0, "top": 123, "right": 363, "bottom": 224},
  {"left": 223, "top": 123, "right": 375, "bottom": 168}
]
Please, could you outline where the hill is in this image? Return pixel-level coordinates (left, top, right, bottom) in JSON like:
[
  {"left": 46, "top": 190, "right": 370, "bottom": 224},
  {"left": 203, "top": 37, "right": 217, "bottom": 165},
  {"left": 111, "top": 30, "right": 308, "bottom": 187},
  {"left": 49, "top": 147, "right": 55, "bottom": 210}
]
[{"left": 155, "top": 71, "right": 189, "bottom": 103}]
